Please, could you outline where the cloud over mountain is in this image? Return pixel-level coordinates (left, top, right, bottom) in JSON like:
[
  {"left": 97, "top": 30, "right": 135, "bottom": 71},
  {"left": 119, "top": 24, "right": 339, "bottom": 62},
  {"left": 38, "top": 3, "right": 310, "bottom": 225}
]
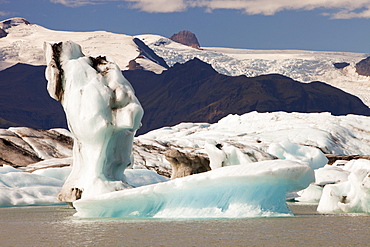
[
  {"left": 51, "top": 0, "right": 370, "bottom": 19},
  {"left": 50, "top": 0, "right": 118, "bottom": 7}
]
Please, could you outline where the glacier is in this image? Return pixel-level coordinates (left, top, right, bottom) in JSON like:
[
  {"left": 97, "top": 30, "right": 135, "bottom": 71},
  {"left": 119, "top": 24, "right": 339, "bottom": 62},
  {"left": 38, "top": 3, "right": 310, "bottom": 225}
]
[
  {"left": 1, "top": 111, "right": 370, "bottom": 215},
  {"left": 44, "top": 41, "right": 143, "bottom": 202}
]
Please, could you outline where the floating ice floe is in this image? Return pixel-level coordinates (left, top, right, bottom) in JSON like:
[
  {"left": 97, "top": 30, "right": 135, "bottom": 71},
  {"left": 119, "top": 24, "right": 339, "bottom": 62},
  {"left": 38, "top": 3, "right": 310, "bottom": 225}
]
[{"left": 73, "top": 160, "right": 314, "bottom": 218}]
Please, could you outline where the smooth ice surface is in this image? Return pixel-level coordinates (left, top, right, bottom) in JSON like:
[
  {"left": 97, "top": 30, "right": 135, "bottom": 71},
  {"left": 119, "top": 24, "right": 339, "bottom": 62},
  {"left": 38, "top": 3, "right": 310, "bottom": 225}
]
[
  {"left": 73, "top": 160, "right": 314, "bottom": 218},
  {"left": 32, "top": 166, "right": 72, "bottom": 182},
  {"left": 44, "top": 41, "right": 143, "bottom": 201},
  {"left": 317, "top": 159, "right": 370, "bottom": 213}
]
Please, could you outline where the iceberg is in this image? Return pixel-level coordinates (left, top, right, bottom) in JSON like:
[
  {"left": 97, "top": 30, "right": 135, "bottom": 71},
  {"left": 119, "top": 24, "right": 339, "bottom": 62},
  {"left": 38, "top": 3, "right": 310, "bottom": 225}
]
[
  {"left": 317, "top": 159, "right": 370, "bottom": 213},
  {"left": 44, "top": 41, "right": 143, "bottom": 202},
  {"left": 297, "top": 164, "right": 350, "bottom": 203},
  {"left": 268, "top": 139, "right": 328, "bottom": 169},
  {"left": 73, "top": 160, "right": 314, "bottom": 218}
]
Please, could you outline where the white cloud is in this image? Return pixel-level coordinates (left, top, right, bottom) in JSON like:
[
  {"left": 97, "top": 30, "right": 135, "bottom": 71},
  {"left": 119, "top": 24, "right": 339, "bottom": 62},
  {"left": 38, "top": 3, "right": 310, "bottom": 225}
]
[
  {"left": 0, "top": 11, "right": 12, "bottom": 17},
  {"left": 50, "top": 0, "right": 119, "bottom": 7},
  {"left": 130, "top": 0, "right": 370, "bottom": 18},
  {"left": 49, "top": 0, "right": 370, "bottom": 19},
  {"left": 125, "top": 0, "right": 187, "bottom": 12}
]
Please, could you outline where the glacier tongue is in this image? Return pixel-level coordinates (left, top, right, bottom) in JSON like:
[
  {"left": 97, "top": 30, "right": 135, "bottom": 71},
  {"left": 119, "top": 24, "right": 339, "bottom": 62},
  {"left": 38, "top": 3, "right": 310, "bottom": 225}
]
[{"left": 73, "top": 160, "right": 314, "bottom": 218}]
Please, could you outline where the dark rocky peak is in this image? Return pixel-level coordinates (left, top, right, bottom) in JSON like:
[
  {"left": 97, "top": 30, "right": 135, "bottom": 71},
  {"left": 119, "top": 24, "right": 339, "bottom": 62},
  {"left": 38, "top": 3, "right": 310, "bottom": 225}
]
[
  {"left": 167, "top": 57, "right": 218, "bottom": 79},
  {"left": 170, "top": 30, "right": 201, "bottom": 49},
  {"left": 333, "top": 62, "right": 350, "bottom": 69},
  {"left": 0, "top": 28, "right": 7, "bottom": 38},
  {"left": 127, "top": 59, "right": 144, "bottom": 71},
  {"left": 133, "top": 38, "right": 169, "bottom": 69},
  {"left": 0, "top": 17, "right": 30, "bottom": 30},
  {"left": 355, "top": 56, "right": 370, "bottom": 76}
]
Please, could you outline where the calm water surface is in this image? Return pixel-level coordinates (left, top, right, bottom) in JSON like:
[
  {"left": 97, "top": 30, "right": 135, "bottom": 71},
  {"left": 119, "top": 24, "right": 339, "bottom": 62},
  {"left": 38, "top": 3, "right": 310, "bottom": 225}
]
[{"left": 0, "top": 204, "right": 369, "bottom": 246}]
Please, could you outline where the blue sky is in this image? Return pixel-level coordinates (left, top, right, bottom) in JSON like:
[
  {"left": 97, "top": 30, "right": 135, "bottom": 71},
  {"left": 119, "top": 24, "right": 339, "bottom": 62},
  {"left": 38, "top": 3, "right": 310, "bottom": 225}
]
[{"left": 1, "top": 0, "right": 369, "bottom": 53}]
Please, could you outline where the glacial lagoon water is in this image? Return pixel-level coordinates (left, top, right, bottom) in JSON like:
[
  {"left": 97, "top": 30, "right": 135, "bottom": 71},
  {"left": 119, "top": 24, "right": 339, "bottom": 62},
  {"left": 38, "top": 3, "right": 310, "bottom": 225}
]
[{"left": 0, "top": 204, "right": 369, "bottom": 246}]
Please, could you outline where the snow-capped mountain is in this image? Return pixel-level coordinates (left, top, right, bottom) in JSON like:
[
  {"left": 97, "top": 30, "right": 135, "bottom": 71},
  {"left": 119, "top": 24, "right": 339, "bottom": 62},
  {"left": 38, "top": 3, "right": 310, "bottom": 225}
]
[
  {"left": 136, "top": 34, "right": 370, "bottom": 106},
  {"left": 1, "top": 17, "right": 370, "bottom": 106},
  {"left": 0, "top": 17, "right": 166, "bottom": 73}
]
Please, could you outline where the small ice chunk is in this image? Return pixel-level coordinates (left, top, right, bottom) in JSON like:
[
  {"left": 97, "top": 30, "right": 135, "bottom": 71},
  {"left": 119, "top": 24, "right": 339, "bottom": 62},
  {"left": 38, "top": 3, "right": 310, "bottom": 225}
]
[{"left": 268, "top": 139, "right": 328, "bottom": 169}]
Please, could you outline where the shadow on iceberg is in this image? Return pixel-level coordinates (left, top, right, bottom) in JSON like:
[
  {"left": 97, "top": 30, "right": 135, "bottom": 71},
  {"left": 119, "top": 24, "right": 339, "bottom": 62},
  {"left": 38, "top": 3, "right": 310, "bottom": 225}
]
[{"left": 73, "top": 160, "right": 314, "bottom": 218}]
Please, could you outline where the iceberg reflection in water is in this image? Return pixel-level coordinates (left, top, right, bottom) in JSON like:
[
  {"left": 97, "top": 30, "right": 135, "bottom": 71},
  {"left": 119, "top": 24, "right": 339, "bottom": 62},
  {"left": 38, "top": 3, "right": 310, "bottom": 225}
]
[{"left": 73, "top": 160, "right": 314, "bottom": 218}]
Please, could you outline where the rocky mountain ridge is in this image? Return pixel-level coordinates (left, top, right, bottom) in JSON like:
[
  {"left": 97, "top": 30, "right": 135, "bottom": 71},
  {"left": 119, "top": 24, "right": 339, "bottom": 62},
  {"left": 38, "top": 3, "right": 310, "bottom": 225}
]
[
  {"left": 170, "top": 30, "right": 201, "bottom": 49},
  {"left": 355, "top": 56, "right": 370, "bottom": 76},
  {"left": 2, "top": 59, "right": 370, "bottom": 134},
  {"left": 123, "top": 58, "right": 370, "bottom": 134}
]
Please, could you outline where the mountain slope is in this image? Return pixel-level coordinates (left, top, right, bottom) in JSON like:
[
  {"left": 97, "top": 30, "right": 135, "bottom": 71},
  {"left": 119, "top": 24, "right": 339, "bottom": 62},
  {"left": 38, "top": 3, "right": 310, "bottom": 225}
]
[
  {"left": 1, "top": 59, "right": 369, "bottom": 134},
  {"left": 123, "top": 58, "right": 370, "bottom": 134},
  {"left": 137, "top": 35, "right": 370, "bottom": 107},
  {"left": 0, "top": 63, "right": 67, "bottom": 129}
]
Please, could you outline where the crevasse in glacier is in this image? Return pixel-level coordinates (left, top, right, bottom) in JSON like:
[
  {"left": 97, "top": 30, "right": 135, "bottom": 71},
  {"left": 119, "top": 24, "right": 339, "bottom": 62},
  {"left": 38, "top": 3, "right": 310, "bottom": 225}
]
[{"left": 44, "top": 41, "right": 143, "bottom": 202}]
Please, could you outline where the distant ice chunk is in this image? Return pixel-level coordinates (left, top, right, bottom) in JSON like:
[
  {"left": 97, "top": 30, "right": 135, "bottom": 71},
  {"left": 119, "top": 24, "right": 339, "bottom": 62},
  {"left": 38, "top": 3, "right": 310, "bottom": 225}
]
[
  {"left": 297, "top": 163, "right": 350, "bottom": 203},
  {"left": 125, "top": 169, "right": 169, "bottom": 187},
  {"left": 32, "top": 166, "right": 72, "bottom": 182},
  {"left": 317, "top": 159, "right": 370, "bottom": 213},
  {"left": 205, "top": 141, "right": 253, "bottom": 170},
  {"left": 73, "top": 160, "right": 314, "bottom": 218},
  {"left": 0, "top": 165, "right": 64, "bottom": 207},
  {"left": 268, "top": 139, "right": 328, "bottom": 169}
]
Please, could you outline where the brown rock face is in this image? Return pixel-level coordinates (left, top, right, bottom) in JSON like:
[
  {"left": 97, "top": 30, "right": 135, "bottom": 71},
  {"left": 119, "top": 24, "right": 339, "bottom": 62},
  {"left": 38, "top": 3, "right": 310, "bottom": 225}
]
[
  {"left": 170, "top": 30, "right": 200, "bottom": 49},
  {"left": 165, "top": 149, "right": 210, "bottom": 179},
  {"left": 355, "top": 56, "right": 370, "bottom": 76},
  {"left": 127, "top": 59, "right": 144, "bottom": 71}
]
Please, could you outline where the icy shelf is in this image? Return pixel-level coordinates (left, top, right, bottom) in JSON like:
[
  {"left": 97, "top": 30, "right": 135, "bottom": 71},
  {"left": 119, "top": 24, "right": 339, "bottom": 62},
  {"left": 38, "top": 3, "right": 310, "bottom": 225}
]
[{"left": 73, "top": 160, "right": 314, "bottom": 218}]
